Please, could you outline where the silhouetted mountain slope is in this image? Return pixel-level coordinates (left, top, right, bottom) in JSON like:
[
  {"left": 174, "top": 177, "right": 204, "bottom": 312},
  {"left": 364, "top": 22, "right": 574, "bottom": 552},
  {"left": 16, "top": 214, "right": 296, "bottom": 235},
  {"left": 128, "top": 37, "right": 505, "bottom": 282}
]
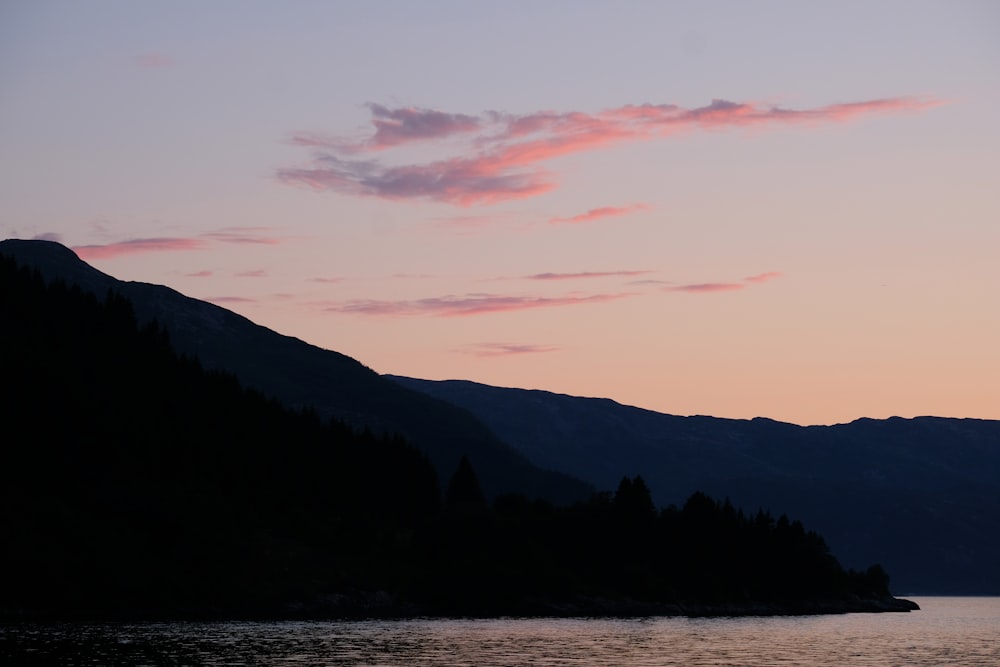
[
  {"left": 3, "top": 252, "right": 916, "bottom": 619},
  {"left": 0, "top": 239, "right": 591, "bottom": 504},
  {"left": 386, "top": 376, "right": 1000, "bottom": 594},
  {"left": 0, "top": 254, "right": 916, "bottom": 620},
  {"left": 1, "top": 253, "right": 445, "bottom": 616}
]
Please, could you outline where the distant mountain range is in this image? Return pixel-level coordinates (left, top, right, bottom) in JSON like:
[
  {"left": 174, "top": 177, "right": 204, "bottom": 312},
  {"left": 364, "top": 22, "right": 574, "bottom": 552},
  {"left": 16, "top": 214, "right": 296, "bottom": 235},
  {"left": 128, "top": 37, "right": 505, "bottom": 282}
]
[
  {"left": 0, "top": 247, "right": 917, "bottom": 618},
  {"left": 5, "top": 239, "right": 997, "bottom": 595},
  {"left": 0, "top": 239, "right": 590, "bottom": 505},
  {"left": 386, "top": 376, "right": 1000, "bottom": 594}
]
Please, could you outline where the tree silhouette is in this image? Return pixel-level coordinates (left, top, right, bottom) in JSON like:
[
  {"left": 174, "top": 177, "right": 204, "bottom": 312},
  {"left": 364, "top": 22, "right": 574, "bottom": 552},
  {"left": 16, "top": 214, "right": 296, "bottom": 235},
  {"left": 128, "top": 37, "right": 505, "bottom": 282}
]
[
  {"left": 445, "top": 456, "right": 488, "bottom": 513},
  {"left": 613, "top": 475, "right": 657, "bottom": 525}
]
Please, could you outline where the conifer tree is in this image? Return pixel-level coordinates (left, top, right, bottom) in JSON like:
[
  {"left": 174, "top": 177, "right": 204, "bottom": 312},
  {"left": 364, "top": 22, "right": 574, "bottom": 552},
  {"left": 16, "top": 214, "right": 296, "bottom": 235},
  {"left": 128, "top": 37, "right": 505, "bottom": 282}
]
[{"left": 445, "top": 456, "right": 488, "bottom": 513}]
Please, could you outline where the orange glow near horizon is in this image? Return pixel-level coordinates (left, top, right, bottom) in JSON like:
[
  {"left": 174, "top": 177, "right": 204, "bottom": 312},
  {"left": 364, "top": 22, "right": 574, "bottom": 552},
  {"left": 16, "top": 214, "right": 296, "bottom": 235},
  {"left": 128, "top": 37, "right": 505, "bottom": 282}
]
[{"left": 4, "top": 3, "right": 996, "bottom": 426}]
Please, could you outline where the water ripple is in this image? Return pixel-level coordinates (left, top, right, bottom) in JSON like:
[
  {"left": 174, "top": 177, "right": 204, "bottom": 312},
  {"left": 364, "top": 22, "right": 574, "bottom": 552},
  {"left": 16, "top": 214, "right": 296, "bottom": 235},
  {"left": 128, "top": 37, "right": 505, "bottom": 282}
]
[{"left": 2, "top": 597, "right": 997, "bottom": 666}]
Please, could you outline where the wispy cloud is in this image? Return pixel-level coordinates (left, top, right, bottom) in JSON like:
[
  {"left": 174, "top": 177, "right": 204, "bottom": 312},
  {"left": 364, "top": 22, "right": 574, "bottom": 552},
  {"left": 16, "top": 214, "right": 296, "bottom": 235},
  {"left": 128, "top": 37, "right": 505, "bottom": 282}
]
[
  {"left": 73, "top": 237, "right": 206, "bottom": 260},
  {"left": 288, "top": 105, "right": 482, "bottom": 152},
  {"left": 328, "top": 291, "right": 634, "bottom": 317},
  {"left": 454, "top": 342, "right": 561, "bottom": 357},
  {"left": 550, "top": 203, "right": 649, "bottom": 224},
  {"left": 743, "top": 271, "right": 783, "bottom": 284},
  {"left": 287, "top": 132, "right": 343, "bottom": 149},
  {"left": 278, "top": 154, "right": 554, "bottom": 206},
  {"left": 184, "top": 270, "right": 213, "bottom": 278},
  {"left": 204, "top": 296, "right": 256, "bottom": 304},
  {"left": 668, "top": 271, "right": 783, "bottom": 293},
  {"left": 309, "top": 276, "right": 344, "bottom": 284},
  {"left": 525, "top": 270, "right": 652, "bottom": 281},
  {"left": 671, "top": 282, "right": 746, "bottom": 293},
  {"left": 279, "top": 97, "right": 939, "bottom": 206},
  {"left": 235, "top": 269, "right": 267, "bottom": 278},
  {"left": 367, "top": 103, "right": 481, "bottom": 148},
  {"left": 71, "top": 228, "right": 282, "bottom": 261},
  {"left": 628, "top": 278, "right": 673, "bottom": 286},
  {"left": 202, "top": 227, "right": 282, "bottom": 245}
]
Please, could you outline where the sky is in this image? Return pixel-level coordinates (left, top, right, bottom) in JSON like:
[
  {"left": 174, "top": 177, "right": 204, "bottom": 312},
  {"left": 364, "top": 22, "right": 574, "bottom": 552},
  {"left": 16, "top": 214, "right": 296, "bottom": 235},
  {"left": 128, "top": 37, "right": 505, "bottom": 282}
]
[{"left": 2, "top": 1, "right": 998, "bottom": 426}]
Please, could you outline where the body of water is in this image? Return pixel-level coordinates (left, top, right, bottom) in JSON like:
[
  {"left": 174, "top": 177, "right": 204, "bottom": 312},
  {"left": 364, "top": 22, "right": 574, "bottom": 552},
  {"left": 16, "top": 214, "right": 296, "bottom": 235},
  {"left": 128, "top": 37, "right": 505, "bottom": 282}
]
[{"left": 2, "top": 597, "right": 997, "bottom": 666}]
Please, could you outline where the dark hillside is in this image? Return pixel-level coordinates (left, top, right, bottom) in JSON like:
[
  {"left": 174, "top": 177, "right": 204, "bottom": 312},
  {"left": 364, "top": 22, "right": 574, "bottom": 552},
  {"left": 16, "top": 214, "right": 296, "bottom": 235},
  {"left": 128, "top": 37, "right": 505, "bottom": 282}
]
[
  {"left": 0, "top": 252, "right": 915, "bottom": 618},
  {"left": 388, "top": 376, "right": 1000, "bottom": 594},
  {"left": 0, "top": 239, "right": 591, "bottom": 505},
  {"left": 0, "top": 254, "right": 442, "bottom": 617}
]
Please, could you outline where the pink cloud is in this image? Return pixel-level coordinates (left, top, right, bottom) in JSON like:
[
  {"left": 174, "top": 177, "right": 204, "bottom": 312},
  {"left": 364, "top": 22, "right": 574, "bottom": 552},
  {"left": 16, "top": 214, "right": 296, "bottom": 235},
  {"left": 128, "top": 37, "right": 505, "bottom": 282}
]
[
  {"left": 606, "top": 97, "right": 941, "bottom": 130},
  {"left": 202, "top": 227, "right": 282, "bottom": 245},
  {"left": 455, "top": 342, "right": 561, "bottom": 357},
  {"left": 367, "top": 103, "right": 481, "bottom": 148},
  {"left": 526, "top": 270, "right": 651, "bottom": 281},
  {"left": 71, "top": 228, "right": 282, "bottom": 261},
  {"left": 485, "top": 111, "right": 637, "bottom": 166},
  {"left": 204, "top": 296, "right": 256, "bottom": 304},
  {"left": 743, "top": 271, "right": 783, "bottom": 284},
  {"left": 278, "top": 153, "right": 555, "bottom": 206},
  {"left": 235, "top": 269, "right": 267, "bottom": 278},
  {"left": 671, "top": 282, "right": 746, "bottom": 293},
  {"left": 669, "top": 271, "right": 783, "bottom": 293},
  {"left": 73, "top": 237, "right": 205, "bottom": 260},
  {"left": 185, "top": 270, "right": 213, "bottom": 278},
  {"left": 279, "top": 97, "right": 939, "bottom": 206},
  {"left": 310, "top": 276, "right": 344, "bottom": 284},
  {"left": 768, "top": 97, "right": 940, "bottom": 124},
  {"left": 287, "top": 132, "right": 343, "bottom": 149},
  {"left": 628, "top": 279, "right": 673, "bottom": 286},
  {"left": 328, "top": 291, "right": 635, "bottom": 317},
  {"left": 550, "top": 203, "right": 650, "bottom": 224}
]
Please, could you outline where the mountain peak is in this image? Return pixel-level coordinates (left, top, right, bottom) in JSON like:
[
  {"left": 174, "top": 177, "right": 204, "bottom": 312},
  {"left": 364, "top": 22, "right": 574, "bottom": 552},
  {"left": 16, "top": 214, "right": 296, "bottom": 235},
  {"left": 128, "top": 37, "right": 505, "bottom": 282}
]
[
  {"left": 1, "top": 240, "right": 593, "bottom": 505},
  {"left": 0, "top": 238, "right": 117, "bottom": 294},
  {"left": 1, "top": 238, "right": 84, "bottom": 265}
]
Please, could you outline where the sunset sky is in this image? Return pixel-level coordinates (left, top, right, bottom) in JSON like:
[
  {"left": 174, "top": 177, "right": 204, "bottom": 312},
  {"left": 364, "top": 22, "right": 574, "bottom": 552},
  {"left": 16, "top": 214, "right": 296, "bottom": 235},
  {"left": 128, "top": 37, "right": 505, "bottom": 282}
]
[{"left": 2, "top": 1, "right": 998, "bottom": 425}]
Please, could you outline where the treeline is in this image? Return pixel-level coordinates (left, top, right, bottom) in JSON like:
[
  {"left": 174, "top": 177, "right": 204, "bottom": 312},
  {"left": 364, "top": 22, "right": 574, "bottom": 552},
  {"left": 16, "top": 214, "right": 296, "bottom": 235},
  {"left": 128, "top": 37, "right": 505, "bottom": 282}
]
[
  {"left": 417, "top": 471, "right": 892, "bottom": 614},
  {"left": 0, "top": 253, "right": 892, "bottom": 618}
]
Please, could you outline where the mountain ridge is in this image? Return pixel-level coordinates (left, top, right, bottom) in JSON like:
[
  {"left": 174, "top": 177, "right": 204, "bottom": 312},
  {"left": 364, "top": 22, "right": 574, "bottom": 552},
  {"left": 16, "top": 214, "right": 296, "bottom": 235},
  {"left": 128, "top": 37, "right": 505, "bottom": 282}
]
[
  {"left": 6, "top": 238, "right": 996, "bottom": 595},
  {"left": 3, "top": 248, "right": 916, "bottom": 619},
  {"left": 0, "top": 239, "right": 591, "bottom": 504},
  {"left": 386, "top": 375, "right": 1000, "bottom": 594}
]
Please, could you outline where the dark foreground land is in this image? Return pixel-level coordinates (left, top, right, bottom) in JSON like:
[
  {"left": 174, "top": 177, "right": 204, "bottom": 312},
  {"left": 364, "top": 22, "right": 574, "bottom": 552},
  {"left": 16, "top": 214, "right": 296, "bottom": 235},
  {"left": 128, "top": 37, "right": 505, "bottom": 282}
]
[
  {"left": 254, "top": 589, "right": 919, "bottom": 621},
  {"left": 2, "top": 590, "right": 919, "bottom": 623},
  {"left": 1, "top": 250, "right": 916, "bottom": 622}
]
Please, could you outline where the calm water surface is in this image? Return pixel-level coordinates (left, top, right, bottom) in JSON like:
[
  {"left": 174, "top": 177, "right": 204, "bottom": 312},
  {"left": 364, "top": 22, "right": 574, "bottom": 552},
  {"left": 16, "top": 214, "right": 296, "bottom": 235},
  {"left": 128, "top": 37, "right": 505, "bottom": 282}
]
[{"left": 2, "top": 597, "right": 997, "bottom": 666}]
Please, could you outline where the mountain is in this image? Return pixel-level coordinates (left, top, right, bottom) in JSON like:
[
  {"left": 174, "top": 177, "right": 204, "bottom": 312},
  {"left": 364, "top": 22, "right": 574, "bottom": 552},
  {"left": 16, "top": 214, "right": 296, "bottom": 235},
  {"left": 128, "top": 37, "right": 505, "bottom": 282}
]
[
  {"left": 2, "top": 252, "right": 448, "bottom": 617},
  {"left": 7, "top": 239, "right": 993, "bottom": 595},
  {"left": 3, "top": 251, "right": 914, "bottom": 619},
  {"left": 0, "top": 239, "right": 591, "bottom": 504},
  {"left": 386, "top": 376, "right": 1000, "bottom": 595}
]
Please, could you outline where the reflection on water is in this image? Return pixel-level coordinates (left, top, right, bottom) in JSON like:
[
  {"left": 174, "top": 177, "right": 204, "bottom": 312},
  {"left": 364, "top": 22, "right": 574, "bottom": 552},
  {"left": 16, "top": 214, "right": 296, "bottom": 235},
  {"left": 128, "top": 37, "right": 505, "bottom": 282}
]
[{"left": 2, "top": 598, "right": 998, "bottom": 666}]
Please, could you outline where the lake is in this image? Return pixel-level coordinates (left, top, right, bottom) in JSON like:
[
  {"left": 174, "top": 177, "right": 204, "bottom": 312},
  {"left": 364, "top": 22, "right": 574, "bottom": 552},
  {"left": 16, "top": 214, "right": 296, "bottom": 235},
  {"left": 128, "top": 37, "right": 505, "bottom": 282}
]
[{"left": 2, "top": 597, "right": 997, "bottom": 666}]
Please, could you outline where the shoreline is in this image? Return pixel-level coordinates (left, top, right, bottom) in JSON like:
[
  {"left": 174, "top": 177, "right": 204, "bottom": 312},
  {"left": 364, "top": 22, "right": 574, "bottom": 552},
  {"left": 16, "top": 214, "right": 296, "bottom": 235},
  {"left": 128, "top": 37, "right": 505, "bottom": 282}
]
[{"left": 0, "top": 594, "right": 919, "bottom": 624}]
